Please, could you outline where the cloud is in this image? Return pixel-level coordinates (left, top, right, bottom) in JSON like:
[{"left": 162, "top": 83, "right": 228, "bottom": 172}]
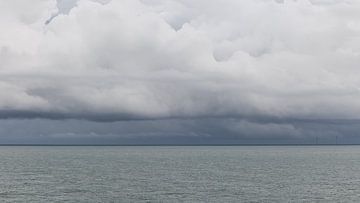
[
  {"left": 1, "top": 0, "right": 360, "bottom": 123},
  {"left": 1, "top": 117, "right": 359, "bottom": 144}
]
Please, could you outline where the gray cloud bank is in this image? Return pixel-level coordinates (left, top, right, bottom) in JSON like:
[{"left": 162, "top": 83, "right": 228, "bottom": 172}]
[
  {"left": 1, "top": 0, "right": 360, "bottom": 143},
  {"left": 1, "top": 118, "right": 359, "bottom": 144}
]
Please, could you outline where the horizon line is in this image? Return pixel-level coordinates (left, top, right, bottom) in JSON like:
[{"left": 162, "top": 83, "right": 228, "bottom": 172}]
[{"left": 0, "top": 144, "right": 358, "bottom": 146}]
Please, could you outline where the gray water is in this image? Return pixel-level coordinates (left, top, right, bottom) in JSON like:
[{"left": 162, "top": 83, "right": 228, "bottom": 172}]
[{"left": 0, "top": 146, "right": 360, "bottom": 202}]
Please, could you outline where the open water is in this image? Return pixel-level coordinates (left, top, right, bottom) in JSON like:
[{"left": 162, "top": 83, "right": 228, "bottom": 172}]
[{"left": 0, "top": 146, "right": 360, "bottom": 202}]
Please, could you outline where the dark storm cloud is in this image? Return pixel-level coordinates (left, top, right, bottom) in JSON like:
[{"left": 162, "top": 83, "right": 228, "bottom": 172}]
[{"left": 1, "top": 118, "right": 360, "bottom": 145}]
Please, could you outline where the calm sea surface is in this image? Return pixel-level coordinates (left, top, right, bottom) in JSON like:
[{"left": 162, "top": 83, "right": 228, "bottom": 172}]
[{"left": 0, "top": 146, "right": 360, "bottom": 202}]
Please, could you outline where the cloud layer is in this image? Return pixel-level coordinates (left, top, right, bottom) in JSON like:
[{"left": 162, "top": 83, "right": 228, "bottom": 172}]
[
  {"left": 1, "top": 0, "right": 360, "bottom": 143},
  {"left": 1, "top": 0, "right": 360, "bottom": 121}
]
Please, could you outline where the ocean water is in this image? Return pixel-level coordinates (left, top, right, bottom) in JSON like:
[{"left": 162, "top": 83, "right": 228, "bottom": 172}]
[{"left": 0, "top": 146, "right": 360, "bottom": 202}]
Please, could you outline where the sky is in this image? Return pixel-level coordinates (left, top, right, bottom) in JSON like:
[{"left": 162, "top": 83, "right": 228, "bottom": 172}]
[{"left": 1, "top": 0, "right": 360, "bottom": 144}]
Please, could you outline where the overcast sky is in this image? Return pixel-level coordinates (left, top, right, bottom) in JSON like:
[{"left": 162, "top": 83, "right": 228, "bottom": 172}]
[{"left": 1, "top": 0, "right": 360, "bottom": 144}]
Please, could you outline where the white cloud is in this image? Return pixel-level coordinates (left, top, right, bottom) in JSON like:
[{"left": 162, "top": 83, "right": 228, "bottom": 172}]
[{"left": 1, "top": 0, "right": 360, "bottom": 120}]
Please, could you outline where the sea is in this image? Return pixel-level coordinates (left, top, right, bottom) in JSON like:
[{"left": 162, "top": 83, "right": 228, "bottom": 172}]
[{"left": 0, "top": 146, "right": 359, "bottom": 202}]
